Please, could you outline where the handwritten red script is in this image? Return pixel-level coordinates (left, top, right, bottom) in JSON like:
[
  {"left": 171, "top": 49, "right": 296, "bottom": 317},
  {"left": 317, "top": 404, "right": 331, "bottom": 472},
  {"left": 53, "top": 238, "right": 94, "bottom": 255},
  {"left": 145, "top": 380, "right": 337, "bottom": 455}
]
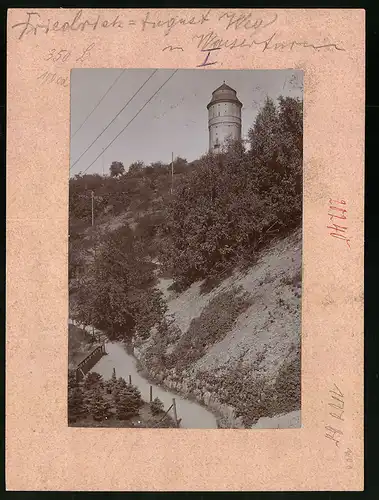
[{"left": 327, "top": 198, "right": 351, "bottom": 248}]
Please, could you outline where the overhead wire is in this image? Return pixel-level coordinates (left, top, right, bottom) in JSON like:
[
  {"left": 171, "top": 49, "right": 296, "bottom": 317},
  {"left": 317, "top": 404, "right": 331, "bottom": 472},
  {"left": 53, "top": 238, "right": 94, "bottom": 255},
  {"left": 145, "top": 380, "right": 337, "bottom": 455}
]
[
  {"left": 70, "top": 69, "right": 158, "bottom": 171},
  {"left": 79, "top": 69, "right": 178, "bottom": 176},
  {"left": 71, "top": 69, "right": 126, "bottom": 139}
]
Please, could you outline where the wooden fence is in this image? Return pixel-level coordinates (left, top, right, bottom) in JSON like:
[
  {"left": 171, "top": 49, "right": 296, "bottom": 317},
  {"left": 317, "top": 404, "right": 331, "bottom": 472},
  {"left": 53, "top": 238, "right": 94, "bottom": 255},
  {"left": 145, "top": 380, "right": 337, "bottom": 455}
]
[{"left": 75, "top": 344, "right": 107, "bottom": 382}]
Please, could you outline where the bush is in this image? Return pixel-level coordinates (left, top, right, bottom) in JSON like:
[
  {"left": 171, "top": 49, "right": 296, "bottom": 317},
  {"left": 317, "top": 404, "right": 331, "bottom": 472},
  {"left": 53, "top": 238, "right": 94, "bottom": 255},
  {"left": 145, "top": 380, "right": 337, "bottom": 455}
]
[{"left": 150, "top": 397, "right": 164, "bottom": 415}]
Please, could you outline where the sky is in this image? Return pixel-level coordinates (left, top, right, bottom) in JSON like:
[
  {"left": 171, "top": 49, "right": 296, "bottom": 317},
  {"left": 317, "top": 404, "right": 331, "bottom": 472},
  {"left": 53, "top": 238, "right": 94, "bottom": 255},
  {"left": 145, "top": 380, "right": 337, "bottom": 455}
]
[{"left": 70, "top": 68, "right": 303, "bottom": 177}]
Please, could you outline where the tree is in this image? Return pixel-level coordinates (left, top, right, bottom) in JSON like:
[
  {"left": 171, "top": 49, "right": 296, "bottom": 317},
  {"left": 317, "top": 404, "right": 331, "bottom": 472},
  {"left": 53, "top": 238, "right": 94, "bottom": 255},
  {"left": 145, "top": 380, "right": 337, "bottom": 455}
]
[
  {"left": 78, "top": 224, "right": 167, "bottom": 340},
  {"left": 128, "top": 161, "right": 144, "bottom": 176},
  {"left": 87, "top": 385, "right": 112, "bottom": 421},
  {"left": 68, "top": 386, "right": 87, "bottom": 423},
  {"left": 105, "top": 368, "right": 118, "bottom": 394},
  {"left": 248, "top": 96, "right": 303, "bottom": 227},
  {"left": 109, "top": 161, "right": 125, "bottom": 177},
  {"left": 150, "top": 397, "right": 164, "bottom": 415},
  {"left": 126, "top": 384, "right": 143, "bottom": 408},
  {"left": 173, "top": 156, "right": 188, "bottom": 173},
  {"left": 68, "top": 369, "right": 78, "bottom": 390},
  {"left": 113, "top": 377, "right": 128, "bottom": 404},
  {"left": 159, "top": 96, "right": 303, "bottom": 287},
  {"left": 69, "top": 238, "right": 85, "bottom": 280},
  {"left": 115, "top": 384, "right": 143, "bottom": 420},
  {"left": 83, "top": 371, "right": 103, "bottom": 391}
]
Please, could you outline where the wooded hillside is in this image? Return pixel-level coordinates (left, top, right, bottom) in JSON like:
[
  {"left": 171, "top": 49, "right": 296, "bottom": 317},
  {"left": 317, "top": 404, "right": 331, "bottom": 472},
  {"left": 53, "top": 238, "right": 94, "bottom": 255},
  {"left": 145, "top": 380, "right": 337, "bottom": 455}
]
[{"left": 69, "top": 96, "right": 303, "bottom": 344}]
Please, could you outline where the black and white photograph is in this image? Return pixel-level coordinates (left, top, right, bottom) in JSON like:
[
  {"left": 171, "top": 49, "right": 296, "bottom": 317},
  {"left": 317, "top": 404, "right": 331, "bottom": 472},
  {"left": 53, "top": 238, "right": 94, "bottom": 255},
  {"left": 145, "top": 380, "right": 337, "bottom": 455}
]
[{"left": 68, "top": 68, "right": 303, "bottom": 429}]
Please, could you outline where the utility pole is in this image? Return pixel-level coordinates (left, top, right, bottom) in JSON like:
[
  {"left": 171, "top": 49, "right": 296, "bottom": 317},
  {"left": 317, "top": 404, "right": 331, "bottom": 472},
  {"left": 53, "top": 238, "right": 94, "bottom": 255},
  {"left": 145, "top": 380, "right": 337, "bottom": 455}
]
[
  {"left": 102, "top": 154, "right": 104, "bottom": 176},
  {"left": 91, "top": 190, "right": 94, "bottom": 227},
  {"left": 172, "top": 398, "right": 178, "bottom": 427},
  {"left": 171, "top": 152, "right": 174, "bottom": 195},
  {"left": 91, "top": 190, "right": 97, "bottom": 260}
]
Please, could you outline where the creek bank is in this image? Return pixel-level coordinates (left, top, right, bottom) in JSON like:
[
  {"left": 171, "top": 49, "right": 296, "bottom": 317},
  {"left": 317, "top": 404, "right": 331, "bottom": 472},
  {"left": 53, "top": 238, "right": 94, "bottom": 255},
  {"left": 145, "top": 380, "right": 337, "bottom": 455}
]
[
  {"left": 70, "top": 320, "right": 239, "bottom": 427},
  {"left": 90, "top": 341, "right": 218, "bottom": 429},
  {"left": 122, "top": 342, "right": 227, "bottom": 428},
  {"left": 133, "top": 346, "right": 245, "bottom": 429}
]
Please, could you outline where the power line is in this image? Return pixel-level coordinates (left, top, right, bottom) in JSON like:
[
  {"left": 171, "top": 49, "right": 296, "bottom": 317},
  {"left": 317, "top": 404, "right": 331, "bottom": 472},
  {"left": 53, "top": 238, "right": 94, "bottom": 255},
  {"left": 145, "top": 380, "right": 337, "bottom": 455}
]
[
  {"left": 70, "top": 69, "right": 158, "bottom": 171},
  {"left": 71, "top": 69, "right": 126, "bottom": 139},
  {"left": 80, "top": 69, "right": 178, "bottom": 176}
]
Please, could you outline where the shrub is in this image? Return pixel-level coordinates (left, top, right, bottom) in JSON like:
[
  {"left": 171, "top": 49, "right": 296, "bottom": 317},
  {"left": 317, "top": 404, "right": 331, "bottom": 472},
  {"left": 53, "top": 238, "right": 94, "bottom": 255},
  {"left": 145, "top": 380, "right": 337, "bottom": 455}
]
[{"left": 213, "top": 367, "right": 274, "bottom": 426}]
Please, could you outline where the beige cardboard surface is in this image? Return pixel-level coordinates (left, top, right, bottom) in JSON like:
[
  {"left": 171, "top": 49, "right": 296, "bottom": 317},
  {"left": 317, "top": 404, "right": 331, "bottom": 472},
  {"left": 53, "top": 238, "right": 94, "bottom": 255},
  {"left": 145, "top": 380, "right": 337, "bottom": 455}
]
[{"left": 6, "top": 8, "right": 364, "bottom": 491}]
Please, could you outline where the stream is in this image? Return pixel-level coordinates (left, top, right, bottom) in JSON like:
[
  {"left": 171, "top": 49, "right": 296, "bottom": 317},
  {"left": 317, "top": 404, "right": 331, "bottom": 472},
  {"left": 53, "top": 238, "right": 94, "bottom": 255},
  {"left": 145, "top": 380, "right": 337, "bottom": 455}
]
[{"left": 90, "top": 341, "right": 218, "bottom": 429}]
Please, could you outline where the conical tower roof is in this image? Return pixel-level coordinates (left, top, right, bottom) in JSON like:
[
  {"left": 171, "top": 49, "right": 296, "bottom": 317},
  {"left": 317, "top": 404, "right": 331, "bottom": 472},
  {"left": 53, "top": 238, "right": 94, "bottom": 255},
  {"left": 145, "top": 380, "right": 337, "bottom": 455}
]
[{"left": 207, "top": 81, "right": 242, "bottom": 109}]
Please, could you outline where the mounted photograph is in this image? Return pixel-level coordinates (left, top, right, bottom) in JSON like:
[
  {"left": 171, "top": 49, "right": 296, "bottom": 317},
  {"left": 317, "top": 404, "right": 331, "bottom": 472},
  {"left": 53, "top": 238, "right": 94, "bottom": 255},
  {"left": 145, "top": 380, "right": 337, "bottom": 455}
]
[{"left": 68, "top": 68, "right": 303, "bottom": 429}]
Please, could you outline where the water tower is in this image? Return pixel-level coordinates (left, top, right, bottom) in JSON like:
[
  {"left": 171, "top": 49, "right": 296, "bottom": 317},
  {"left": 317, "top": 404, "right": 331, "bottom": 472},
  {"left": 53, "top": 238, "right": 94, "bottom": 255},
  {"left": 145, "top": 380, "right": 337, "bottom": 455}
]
[{"left": 207, "top": 82, "right": 242, "bottom": 152}]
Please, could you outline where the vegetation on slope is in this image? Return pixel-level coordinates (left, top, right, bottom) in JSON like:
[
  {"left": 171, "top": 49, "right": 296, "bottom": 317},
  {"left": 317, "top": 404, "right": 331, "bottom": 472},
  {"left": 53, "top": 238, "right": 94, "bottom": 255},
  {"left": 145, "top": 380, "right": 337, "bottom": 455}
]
[
  {"left": 70, "top": 96, "right": 303, "bottom": 347},
  {"left": 144, "top": 287, "right": 253, "bottom": 371},
  {"left": 69, "top": 96, "right": 303, "bottom": 426},
  {"left": 68, "top": 369, "right": 174, "bottom": 427},
  {"left": 197, "top": 344, "right": 301, "bottom": 427},
  {"left": 136, "top": 229, "right": 302, "bottom": 427},
  {"left": 159, "top": 96, "right": 302, "bottom": 288},
  {"left": 71, "top": 224, "right": 167, "bottom": 340}
]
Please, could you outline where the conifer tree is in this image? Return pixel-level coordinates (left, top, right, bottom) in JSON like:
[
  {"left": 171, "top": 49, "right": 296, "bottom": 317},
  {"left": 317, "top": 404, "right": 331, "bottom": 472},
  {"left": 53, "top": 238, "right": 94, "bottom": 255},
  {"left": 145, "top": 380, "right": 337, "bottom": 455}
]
[
  {"left": 68, "top": 386, "right": 87, "bottom": 423},
  {"left": 150, "top": 397, "right": 164, "bottom": 416},
  {"left": 83, "top": 371, "right": 103, "bottom": 391},
  {"left": 126, "top": 384, "right": 143, "bottom": 408},
  {"left": 87, "top": 385, "right": 112, "bottom": 421},
  {"left": 115, "top": 387, "right": 140, "bottom": 420},
  {"left": 106, "top": 368, "right": 118, "bottom": 394},
  {"left": 113, "top": 377, "right": 127, "bottom": 404},
  {"left": 68, "top": 369, "right": 78, "bottom": 390}
]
